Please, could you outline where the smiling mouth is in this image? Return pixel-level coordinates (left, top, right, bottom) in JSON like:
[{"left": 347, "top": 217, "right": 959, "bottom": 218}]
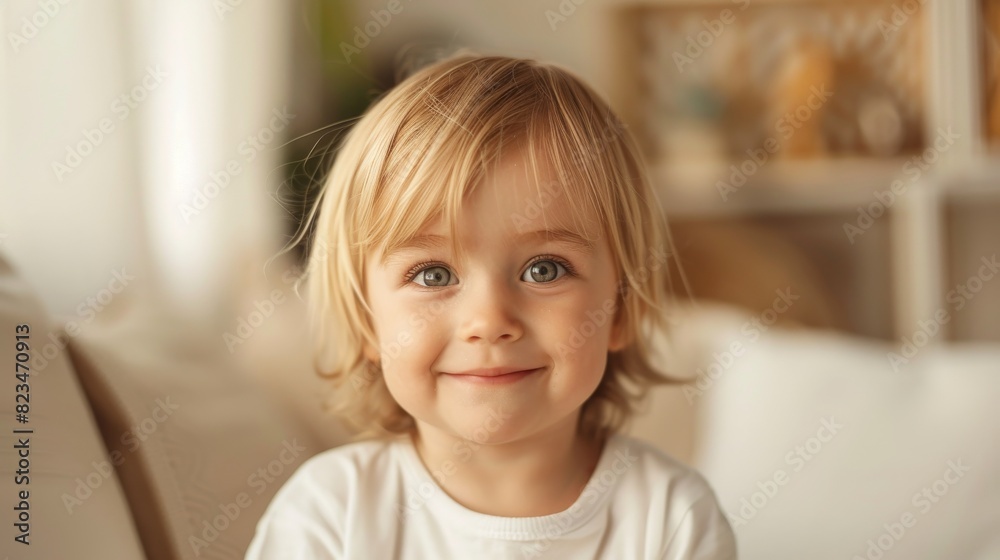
[{"left": 443, "top": 367, "right": 543, "bottom": 384}]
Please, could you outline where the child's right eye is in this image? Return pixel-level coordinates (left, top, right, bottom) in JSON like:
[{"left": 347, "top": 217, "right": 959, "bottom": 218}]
[{"left": 405, "top": 262, "right": 455, "bottom": 288}]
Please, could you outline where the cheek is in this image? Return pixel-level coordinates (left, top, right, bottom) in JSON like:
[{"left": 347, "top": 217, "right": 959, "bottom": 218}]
[
  {"left": 544, "top": 291, "right": 615, "bottom": 380},
  {"left": 374, "top": 297, "right": 449, "bottom": 374},
  {"left": 376, "top": 304, "right": 440, "bottom": 415},
  {"left": 552, "top": 286, "right": 617, "bottom": 341}
]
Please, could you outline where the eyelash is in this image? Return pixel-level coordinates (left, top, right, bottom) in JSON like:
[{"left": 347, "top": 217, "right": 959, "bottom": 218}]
[{"left": 402, "top": 255, "right": 578, "bottom": 288}]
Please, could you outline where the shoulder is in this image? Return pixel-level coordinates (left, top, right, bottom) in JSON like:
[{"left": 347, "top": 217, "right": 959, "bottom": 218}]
[
  {"left": 608, "top": 433, "right": 714, "bottom": 504},
  {"left": 294, "top": 437, "right": 400, "bottom": 483},
  {"left": 270, "top": 436, "right": 401, "bottom": 511},
  {"left": 607, "top": 434, "right": 737, "bottom": 559},
  {"left": 245, "top": 437, "right": 405, "bottom": 559}
]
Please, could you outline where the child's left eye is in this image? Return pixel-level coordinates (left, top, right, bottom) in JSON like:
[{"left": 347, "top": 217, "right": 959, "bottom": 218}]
[{"left": 521, "top": 258, "right": 571, "bottom": 284}]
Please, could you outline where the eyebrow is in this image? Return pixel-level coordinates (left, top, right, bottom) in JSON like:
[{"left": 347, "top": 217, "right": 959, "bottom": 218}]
[{"left": 381, "top": 228, "right": 596, "bottom": 265}]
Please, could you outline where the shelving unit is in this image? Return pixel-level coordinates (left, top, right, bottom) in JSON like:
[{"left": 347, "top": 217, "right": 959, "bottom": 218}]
[
  {"left": 607, "top": 0, "right": 1000, "bottom": 343},
  {"left": 648, "top": 157, "right": 909, "bottom": 217}
]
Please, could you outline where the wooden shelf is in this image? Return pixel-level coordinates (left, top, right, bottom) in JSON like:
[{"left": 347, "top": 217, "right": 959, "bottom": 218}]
[
  {"left": 652, "top": 157, "right": 914, "bottom": 217},
  {"left": 608, "top": 0, "right": 998, "bottom": 343}
]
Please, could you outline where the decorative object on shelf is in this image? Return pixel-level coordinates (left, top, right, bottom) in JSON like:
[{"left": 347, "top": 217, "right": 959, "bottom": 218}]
[
  {"left": 858, "top": 92, "right": 905, "bottom": 157},
  {"left": 627, "top": 1, "right": 926, "bottom": 162},
  {"left": 769, "top": 37, "right": 835, "bottom": 159},
  {"left": 657, "top": 84, "right": 728, "bottom": 192}
]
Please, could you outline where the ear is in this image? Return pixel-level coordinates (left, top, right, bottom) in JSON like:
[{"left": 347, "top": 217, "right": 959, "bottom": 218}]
[
  {"left": 363, "top": 339, "right": 381, "bottom": 364},
  {"left": 607, "top": 278, "right": 629, "bottom": 352},
  {"left": 608, "top": 306, "right": 628, "bottom": 352}
]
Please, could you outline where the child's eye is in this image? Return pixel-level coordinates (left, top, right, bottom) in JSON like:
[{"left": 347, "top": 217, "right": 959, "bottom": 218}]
[
  {"left": 407, "top": 264, "right": 455, "bottom": 288},
  {"left": 521, "top": 257, "right": 574, "bottom": 284},
  {"left": 403, "top": 256, "right": 576, "bottom": 288}
]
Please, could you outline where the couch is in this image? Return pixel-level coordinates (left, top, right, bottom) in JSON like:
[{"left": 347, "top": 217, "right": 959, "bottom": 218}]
[{"left": 0, "top": 251, "right": 337, "bottom": 560}]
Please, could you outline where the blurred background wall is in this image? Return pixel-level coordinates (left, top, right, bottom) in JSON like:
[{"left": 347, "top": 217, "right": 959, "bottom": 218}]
[
  {"left": 5, "top": 0, "right": 999, "bottom": 345},
  {"left": 4, "top": 0, "right": 151, "bottom": 317},
  {"left": 2, "top": 0, "right": 289, "bottom": 330}
]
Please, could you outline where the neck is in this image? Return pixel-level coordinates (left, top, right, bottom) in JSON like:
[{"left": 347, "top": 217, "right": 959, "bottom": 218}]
[{"left": 410, "top": 414, "right": 605, "bottom": 517}]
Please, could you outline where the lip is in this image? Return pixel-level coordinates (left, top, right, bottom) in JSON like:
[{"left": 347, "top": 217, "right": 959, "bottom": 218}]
[
  {"left": 451, "top": 366, "right": 539, "bottom": 377},
  {"left": 443, "top": 367, "right": 543, "bottom": 385}
]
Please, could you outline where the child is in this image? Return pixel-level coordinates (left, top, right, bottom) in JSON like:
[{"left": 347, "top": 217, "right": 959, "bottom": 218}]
[{"left": 245, "top": 52, "right": 737, "bottom": 559}]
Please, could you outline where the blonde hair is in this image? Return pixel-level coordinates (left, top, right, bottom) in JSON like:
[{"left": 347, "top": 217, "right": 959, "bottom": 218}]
[{"left": 289, "top": 52, "right": 686, "bottom": 443}]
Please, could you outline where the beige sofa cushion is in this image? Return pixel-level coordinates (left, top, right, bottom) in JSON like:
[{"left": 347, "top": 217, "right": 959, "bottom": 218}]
[
  {"left": 0, "top": 251, "right": 146, "bottom": 559},
  {"left": 691, "top": 311, "right": 1000, "bottom": 559},
  {"left": 64, "top": 301, "right": 326, "bottom": 560}
]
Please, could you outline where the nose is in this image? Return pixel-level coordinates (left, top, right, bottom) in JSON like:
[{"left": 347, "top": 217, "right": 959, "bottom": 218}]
[{"left": 456, "top": 274, "right": 524, "bottom": 345}]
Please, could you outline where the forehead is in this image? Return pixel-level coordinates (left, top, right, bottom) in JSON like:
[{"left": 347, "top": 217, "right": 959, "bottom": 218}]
[
  {"left": 378, "top": 148, "right": 603, "bottom": 265},
  {"left": 472, "top": 147, "right": 593, "bottom": 226}
]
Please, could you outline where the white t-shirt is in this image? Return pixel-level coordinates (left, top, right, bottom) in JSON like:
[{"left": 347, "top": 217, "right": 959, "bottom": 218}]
[{"left": 244, "top": 432, "right": 737, "bottom": 559}]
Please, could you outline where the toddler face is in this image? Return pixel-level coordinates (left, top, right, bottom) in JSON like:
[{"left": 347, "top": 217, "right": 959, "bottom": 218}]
[{"left": 363, "top": 149, "right": 626, "bottom": 444}]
